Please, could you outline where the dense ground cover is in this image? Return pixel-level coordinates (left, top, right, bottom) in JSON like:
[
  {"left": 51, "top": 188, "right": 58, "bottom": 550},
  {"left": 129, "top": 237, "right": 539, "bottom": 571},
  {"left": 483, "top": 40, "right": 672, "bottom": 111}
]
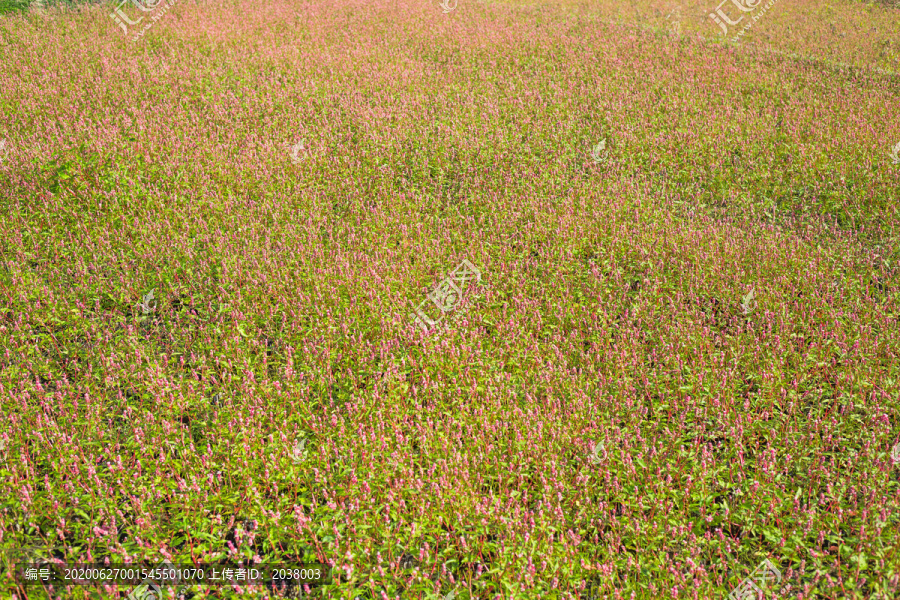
[{"left": 0, "top": 0, "right": 899, "bottom": 598}]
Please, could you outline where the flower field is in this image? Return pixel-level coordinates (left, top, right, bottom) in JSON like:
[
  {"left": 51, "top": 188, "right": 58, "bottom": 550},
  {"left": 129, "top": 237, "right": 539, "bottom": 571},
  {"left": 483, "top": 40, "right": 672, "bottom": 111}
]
[{"left": 0, "top": 0, "right": 898, "bottom": 598}]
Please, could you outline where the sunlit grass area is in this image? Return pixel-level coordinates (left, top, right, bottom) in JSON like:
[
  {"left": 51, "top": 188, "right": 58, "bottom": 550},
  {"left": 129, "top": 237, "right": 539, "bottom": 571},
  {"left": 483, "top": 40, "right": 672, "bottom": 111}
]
[{"left": 1, "top": 0, "right": 899, "bottom": 598}]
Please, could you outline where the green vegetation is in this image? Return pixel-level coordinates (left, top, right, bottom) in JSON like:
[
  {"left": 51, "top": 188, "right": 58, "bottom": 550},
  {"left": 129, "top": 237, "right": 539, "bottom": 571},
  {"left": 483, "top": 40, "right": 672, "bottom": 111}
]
[{"left": 0, "top": 0, "right": 898, "bottom": 598}]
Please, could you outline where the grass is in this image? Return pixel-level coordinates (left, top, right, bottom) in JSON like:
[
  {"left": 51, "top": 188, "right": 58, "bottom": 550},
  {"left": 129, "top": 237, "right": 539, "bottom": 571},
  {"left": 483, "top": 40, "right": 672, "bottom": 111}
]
[
  {"left": 0, "top": 0, "right": 899, "bottom": 598},
  {"left": 0, "top": 0, "right": 103, "bottom": 15}
]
